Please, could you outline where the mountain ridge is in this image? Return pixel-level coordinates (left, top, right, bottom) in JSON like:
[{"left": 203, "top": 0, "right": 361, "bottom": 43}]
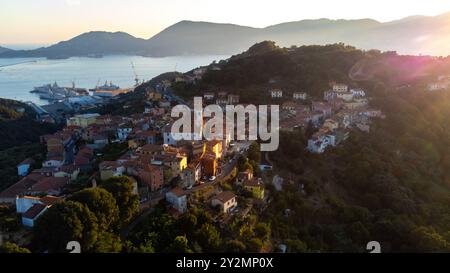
[{"left": 2, "top": 12, "right": 450, "bottom": 58}]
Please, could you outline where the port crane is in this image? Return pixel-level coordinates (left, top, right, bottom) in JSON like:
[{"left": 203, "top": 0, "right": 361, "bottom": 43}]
[{"left": 131, "top": 62, "right": 140, "bottom": 86}]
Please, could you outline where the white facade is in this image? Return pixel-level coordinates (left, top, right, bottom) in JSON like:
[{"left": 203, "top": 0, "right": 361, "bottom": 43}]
[
  {"left": 293, "top": 92, "right": 307, "bottom": 100},
  {"left": 16, "top": 197, "right": 41, "bottom": 213},
  {"left": 164, "top": 131, "right": 202, "bottom": 146},
  {"left": 336, "top": 92, "right": 354, "bottom": 101},
  {"left": 16, "top": 197, "right": 50, "bottom": 227},
  {"left": 22, "top": 207, "right": 47, "bottom": 227},
  {"left": 270, "top": 89, "right": 283, "bottom": 98},
  {"left": 43, "top": 159, "right": 64, "bottom": 168},
  {"left": 117, "top": 127, "right": 132, "bottom": 141},
  {"left": 203, "top": 93, "right": 215, "bottom": 100},
  {"left": 307, "top": 134, "right": 336, "bottom": 153},
  {"left": 165, "top": 191, "right": 187, "bottom": 213},
  {"left": 332, "top": 84, "right": 348, "bottom": 92},
  {"left": 350, "top": 89, "right": 366, "bottom": 97}
]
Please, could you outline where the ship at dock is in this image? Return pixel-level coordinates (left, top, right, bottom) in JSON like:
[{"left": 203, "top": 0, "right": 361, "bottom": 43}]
[
  {"left": 89, "top": 81, "right": 120, "bottom": 92},
  {"left": 30, "top": 82, "right": 89, "bottom": 101}
]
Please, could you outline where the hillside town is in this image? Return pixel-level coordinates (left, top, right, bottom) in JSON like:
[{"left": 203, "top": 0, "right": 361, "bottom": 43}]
[
  {"left": 0, "top": 77, "right": 386, "bottom": 234},
  {"left": 0, "top": 83, "right": 259, "bottom": 231},
  {"left": 277, "top": 83, "right": 385, "bottom": 153}
]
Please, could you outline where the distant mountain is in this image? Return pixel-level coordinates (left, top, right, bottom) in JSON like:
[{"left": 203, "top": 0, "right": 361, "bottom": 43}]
[
  {"left": 143, "top": 20, "right": 261, "bottom": 56},
  {"left": 2, "top": 12, "right": 450, "bottom": 58},
  {"left": 0, "top": 46, "right": 12, "bottom": 54},
  {"left": 0, "top": 31, "right": 147, "bottom": 58}
]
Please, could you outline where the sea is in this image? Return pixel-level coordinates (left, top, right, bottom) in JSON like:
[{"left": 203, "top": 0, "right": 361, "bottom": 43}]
[{"left": 0, "top": 55, "right": 228, "bottom": 105}]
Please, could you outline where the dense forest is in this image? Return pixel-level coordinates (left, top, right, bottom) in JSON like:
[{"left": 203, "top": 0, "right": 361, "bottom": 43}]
[
  {"left": 0, "top": 99, "right": 58, "bottom": 150},
  {"left": 268, "top": 89, "right": 450, "bottom": 252},
  {"left": 0, "top": 99, "right": 58, "bottom": 190}
]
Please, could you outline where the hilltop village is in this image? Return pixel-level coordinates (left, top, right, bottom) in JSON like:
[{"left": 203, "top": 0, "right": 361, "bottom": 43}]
[{"left": 0, "top": 69, "right": 384, "bottom": 239}]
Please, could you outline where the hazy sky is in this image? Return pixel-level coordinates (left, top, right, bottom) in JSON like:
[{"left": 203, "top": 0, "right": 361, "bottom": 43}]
[{"left": 2, "top": 0, "right": 450, "bottom": 45}]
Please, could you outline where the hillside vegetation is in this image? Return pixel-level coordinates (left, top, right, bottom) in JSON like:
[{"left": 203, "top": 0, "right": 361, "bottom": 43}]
[
  {"left": 0, "top": 99, "right": 58, "bottom": 150},
  {"left": 267, "top": 89, "right": 450, "bottom": 252}
]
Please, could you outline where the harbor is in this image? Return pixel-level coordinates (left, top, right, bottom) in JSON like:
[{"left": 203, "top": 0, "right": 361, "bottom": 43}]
[{"left": 0, "top": 54, "right": 228, "bottom": 105}]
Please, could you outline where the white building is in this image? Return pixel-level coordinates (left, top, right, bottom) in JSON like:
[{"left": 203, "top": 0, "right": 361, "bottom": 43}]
[
  {"left": 165, "top": 187, "right": 187, "bottom": 213},
  {"left": 269, "top": 89, "right": 283, "bottom": 98},
  {"left": 16, "top": 196, "right": 60, "bottom": 227},
  {"left": 332, "top": 83, "right": 348, "bottom": 92},
  {"left": 307, "top": 133, "right": 336, "bottom": 153},
  {"left": 336, "top": 92, "right": 354, "bottom": 101},
  {"left": 428, "top": 83, "right": 447, "bottom": 91},
  {"left": 350, "top": 88, "right": 366, "bottom": 97},
  {"left": 66, "top": 113, "right": 100, "bottom": 128},
  {"left": 293, "top": 92, "right": 307, "bottom": 100},
  {"left": 42, "top": 157, "right": 64, "bottom": 168},
  {"left": 203, "top": 93, "right": 215, "bottom": 100},
  {"left": 211, "top": 191, "right": 237, "bottom": 213},
  {"left": 117, "top": 126, "right": 132, "bottom": 141},
  {"left": 324, "top": 90, "right": 336, "bottom": 101}
]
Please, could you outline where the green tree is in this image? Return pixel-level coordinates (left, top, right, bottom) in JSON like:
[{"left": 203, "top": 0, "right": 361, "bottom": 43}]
[
  {"left": 101, "top": 176, "right": 139, "bottom": 225},
  {"left": 91, "top": 232, "right": 123, "bottom": 253},
  {"left": 247, "top": 237, "right": 263, "bottom": 252},
  {"left": 285, "top": 239, "right": 308, "bottom": 253},
  {"left": 34, "top": 201, "right": 99, "bottom": 252},
  {"left": 168, "top": 235, "right": 193, "bottom": 253},
  {"left": 247, "top": 142, "right": 261, "bottom": 163},
  {"left": 226, "top": 240, "right": 247, "bottom": 253},
  {"left": 0, "top": 242, "right": 31, "bottom": 253},
  {"left": 68, "top": 187, "right": 120, "bottom": 231},
  {"left": 197, "top": 223, "right": 221, "bottom": 252},
  {"left": 237, "top": 155, "right": 248, "bottom": 172},
  {"left": 179, "top": 213, "right": 197, "bottom": 235},
  {"left": 164, "top": 168, "right": 173, "bottom": 184},
  {"left": 255, "top": 222, "right": 271, "bottom": 242},
  {"left": 409, "top": 226, "right": 449, "bottom": 252}
]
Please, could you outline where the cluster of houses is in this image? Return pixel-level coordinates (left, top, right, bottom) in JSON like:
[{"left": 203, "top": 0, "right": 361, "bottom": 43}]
[
  {"left": 0, "top": 93, "right": 247, "bottom": 225},
  {"left": 4, "top": 79, "right": 387, "bottom": 227},
  {"left": 278, "top": 83, "right": 385, "bottom": 153},
  {"left": 165, "top": 164, "right": 265, "bottom": 217},
  {"left": 427, "top": 75, "right": 450, "bottom": 91},
  {"left": 202, "top": 91, "right": 240, "bottom": 105}
]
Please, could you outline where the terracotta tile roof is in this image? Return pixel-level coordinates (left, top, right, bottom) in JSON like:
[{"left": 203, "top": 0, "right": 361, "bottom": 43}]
[
  {"left": 244, "top": 178, "right": 264, "bottom": 188},
  {"left": 23, "top": 204, "right": 47, "bottom": 219},
  {"left": 282, "top": 101, "right": 298, "bottom": 108},
  {"left": 213, "top": 191, "right": 236, "bottom": 203},
  {"left": 39, "top": 195, "right": 62, "bottom": 206},
  {"left": 18, "top": 158, "right": 35, "bottom": 166},
  {"left": 60, "top": 164, "right": 78, "bottom": 173},
  {"left": 169, "top": 187, "right": 186, "bottom": 197},
  {"left": 78, "top": 146, "right": 94, "bottom": 156},
  {"left": 0, "top": 174, "right": 45, "bottom": 199},
  {"left": 99, "top": 161, "right": 120, "bottom": 170},
  {"left": 141, "top": 144, "right": 163, "bottom": 153},
  {"left": 32, "top": 167, "right": 58, "bottom": 174},
  {"left": 135, "top": 130, "right": 157, "bottom": 137},
  {"left": 47, "top": 156, "right": 64, "bottom": 162},
  {"left": 74, "top": 155, "right": 90, "bottom": 166},
  {"left": 31, "top": 177, "right": 68, "bottom": 193}
]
